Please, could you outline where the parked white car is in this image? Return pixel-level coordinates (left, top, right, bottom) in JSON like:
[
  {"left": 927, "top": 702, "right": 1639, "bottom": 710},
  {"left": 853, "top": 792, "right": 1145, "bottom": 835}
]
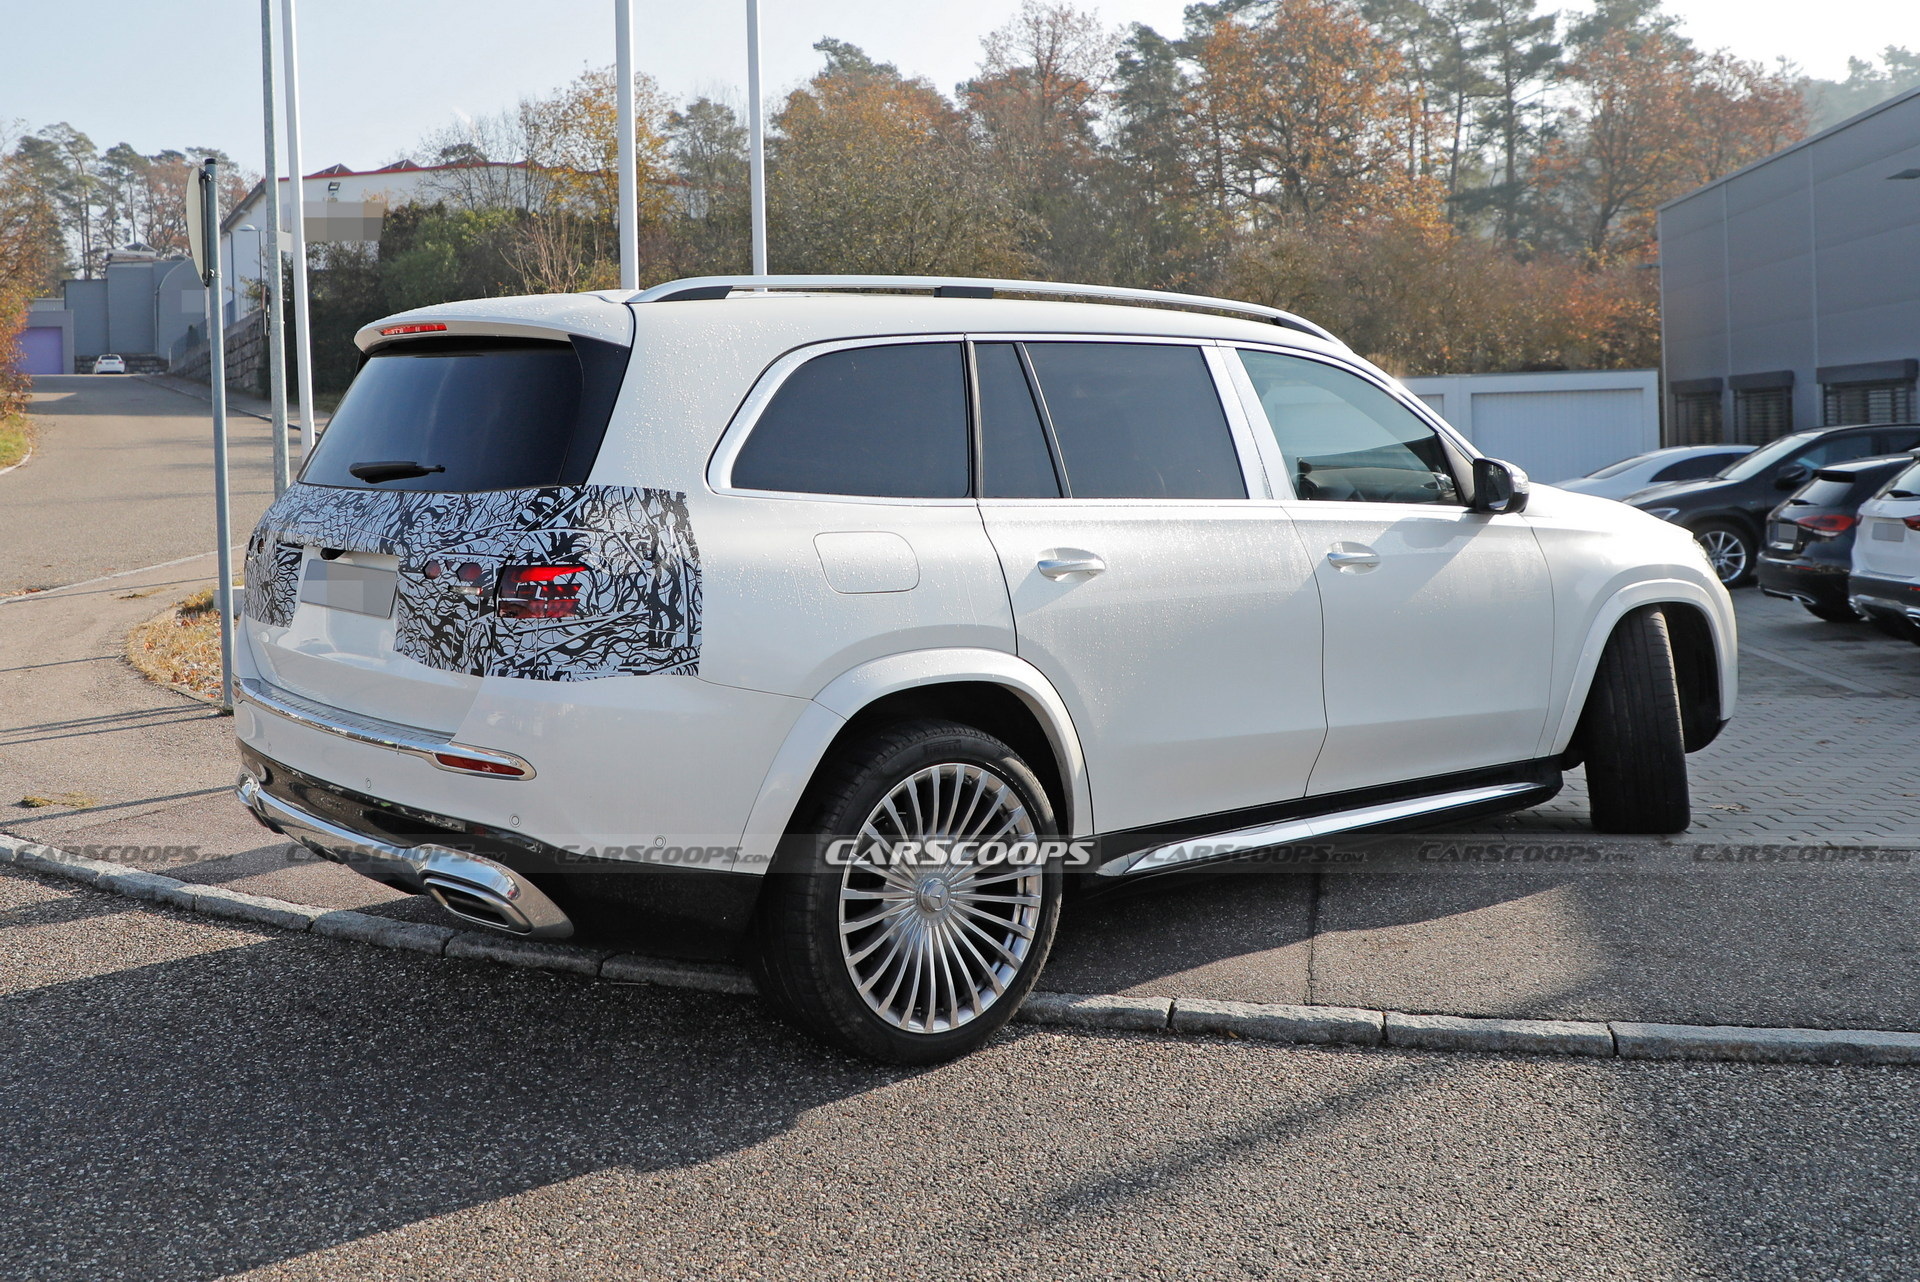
[
  {"left": 1554, "top": 444, "right": 1753, "bottom": 500},
  {"left": 91, "top": 354, "right": 126, "bottom": 375},
  {"left": 1849, "top": 453, "right": 1920, "bottom": 643},
  {"left": 232, "top": 276, "right": 1737, "bottom": 1061}
]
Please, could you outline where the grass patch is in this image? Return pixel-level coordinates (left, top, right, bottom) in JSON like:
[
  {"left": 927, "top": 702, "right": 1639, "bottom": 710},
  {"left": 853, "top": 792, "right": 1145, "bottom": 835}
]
[
  {"left": 18, "top": 792, "right": 97, "bottom": 809},
  {"left": 125, "top": 586, "right": 236, "bottom": 703},
  {"left": 0, "top": 413, "right": 35, "bottom": 470}
]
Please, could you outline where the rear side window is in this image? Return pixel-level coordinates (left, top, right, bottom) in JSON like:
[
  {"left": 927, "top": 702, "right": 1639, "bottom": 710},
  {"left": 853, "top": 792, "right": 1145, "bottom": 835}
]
[
  {"left": 1023, "top": 342, "right": 1245, "bottom": 500},
  {"left": 732, "top": 343, "right": 968, "bottom": 498},
  {"left": 975, "top": 343, "right": 1061, "bottom": 498},
  {"left": 300, "top": 337, "right": 627, "bottom": 492}
]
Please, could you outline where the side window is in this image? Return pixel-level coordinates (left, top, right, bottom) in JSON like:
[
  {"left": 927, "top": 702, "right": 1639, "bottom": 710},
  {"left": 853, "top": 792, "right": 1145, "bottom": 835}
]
[
  {"left": 1652, "top": 454, "right": 1730, "bottom": 483},
  {"left": 1875, "top": 428, "right": 1920, "bottom": 456},
  {"left": 1022, "top": 342, "right": 1246, "bottom": 500},
  {"left": 1237, "top": 349, "right": 1461, "bottom": 505},
  {"left": 731, "top": 343, "right": 968, "bottom": 498},
  {"left": 975, "top": 343, "right": 1062, "bottom": 498}
]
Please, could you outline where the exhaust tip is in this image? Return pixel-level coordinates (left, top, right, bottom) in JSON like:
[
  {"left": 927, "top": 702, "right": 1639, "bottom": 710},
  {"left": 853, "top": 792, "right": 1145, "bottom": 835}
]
[{"left": 419, "top": 847, "right": 573, "bottom": 939}]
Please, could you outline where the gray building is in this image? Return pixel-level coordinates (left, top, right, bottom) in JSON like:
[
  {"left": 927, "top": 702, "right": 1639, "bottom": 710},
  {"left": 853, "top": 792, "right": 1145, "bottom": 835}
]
[
  {"left": 1659, "top": 86, "right": 1920, "bottom": 446},
  {"left": 54, "top": 251, "right": 208, "bottom": 373}
]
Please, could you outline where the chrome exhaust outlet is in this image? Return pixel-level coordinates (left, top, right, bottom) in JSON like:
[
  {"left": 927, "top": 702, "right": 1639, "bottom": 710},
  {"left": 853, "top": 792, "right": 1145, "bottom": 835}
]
[{"left": 235, "top": 774, "right": 573, "bottom": 939}]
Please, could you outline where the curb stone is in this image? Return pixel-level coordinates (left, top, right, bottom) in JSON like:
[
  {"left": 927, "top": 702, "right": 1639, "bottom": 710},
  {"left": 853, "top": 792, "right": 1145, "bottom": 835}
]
[
  {"left": 7, "top": 829, "right": 1920, "bottom": 1067},
  {"left": 1386, "top": 1013, "right": 1614, "bottom": 1056},
  {"left": 1172, "top": 998, "right": 1382, "bottom": 1046}
]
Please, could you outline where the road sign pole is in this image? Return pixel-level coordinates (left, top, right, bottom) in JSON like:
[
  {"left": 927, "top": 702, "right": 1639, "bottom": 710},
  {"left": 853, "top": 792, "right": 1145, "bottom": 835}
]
[
  {"left": 615, "top": 0, "right": 638, "bottom": 291},
  {"left": 200, "top": 160, "right": 237, "bottom": 714},
  {"left": 746, "top": 0, "right": 767, "bottom": 275},
  {"left": 260, "top": 0, "right": 290, "bottom": 494}
]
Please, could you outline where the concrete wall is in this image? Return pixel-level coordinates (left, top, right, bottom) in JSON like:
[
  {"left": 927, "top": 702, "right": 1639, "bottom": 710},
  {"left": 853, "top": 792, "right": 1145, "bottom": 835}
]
[
  {"left": 1658, "top": 87, "right": 1920, "bottom": 441},
  {"left": 62, "top": 259, "right": 207, "bottom": 365},
  {"left": 1400, "top": 369, "right": 1662, "bottom": 484}
]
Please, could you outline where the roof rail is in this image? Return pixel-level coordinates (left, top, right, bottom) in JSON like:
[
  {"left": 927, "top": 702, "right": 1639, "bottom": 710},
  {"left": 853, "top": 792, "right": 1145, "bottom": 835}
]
[{"left": 626, "top": 274, "right": 1340, "bottom": 343}]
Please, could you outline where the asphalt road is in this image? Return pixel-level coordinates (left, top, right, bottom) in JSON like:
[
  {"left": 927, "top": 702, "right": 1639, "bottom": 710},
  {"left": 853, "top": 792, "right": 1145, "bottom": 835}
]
[
  {"left": 5, "top": 862, "right": 1919, "bottom": 1282},
  {"left": 0, "top": 375, "right": 279, "bottom": 596}
]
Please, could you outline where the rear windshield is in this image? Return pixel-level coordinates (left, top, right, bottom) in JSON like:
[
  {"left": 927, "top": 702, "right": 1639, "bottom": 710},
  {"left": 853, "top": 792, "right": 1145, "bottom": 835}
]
[
  {"left": 1792, "top": 477, "right": 1867, "bottom": 507},
  {"left": 300, "top": 336, "right": 628, "bottom": 492}
]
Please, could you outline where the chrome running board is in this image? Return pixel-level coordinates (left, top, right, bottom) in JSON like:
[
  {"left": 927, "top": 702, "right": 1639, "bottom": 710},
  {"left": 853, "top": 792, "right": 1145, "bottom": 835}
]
[{"left": 1098, "top": 781, "right": 1545, "bottom": 878}]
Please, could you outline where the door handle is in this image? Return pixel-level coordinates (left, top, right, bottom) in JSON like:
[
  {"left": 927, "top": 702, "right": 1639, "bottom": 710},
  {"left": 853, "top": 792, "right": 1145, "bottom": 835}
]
[
  {"left": 1325, "top": 546, "right": 1381, "bottom": 571},
  {"left": 1037, "top": 553, "right": 1107, "bottom": 579}
]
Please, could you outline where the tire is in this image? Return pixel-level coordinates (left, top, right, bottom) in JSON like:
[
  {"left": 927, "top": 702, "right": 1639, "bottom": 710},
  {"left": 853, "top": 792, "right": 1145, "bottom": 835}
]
[
  {"left": 1691, "top": 520, "right": 1755, "bottom": 588},
  {"left": 1577, "top": 607, "right": 1691, "bottom": 834},
  {"left": 752, "top": 719, "right": 1064, "bottom": 1064},
  {"left": 1802, "top": 600, "right": 1861, "bottom": 623}
]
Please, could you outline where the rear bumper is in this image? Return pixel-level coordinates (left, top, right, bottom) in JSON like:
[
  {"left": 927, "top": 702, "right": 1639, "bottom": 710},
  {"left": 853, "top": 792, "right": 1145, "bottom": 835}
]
[
  {"left": 1757, "top": 556, "right": 1851, "bottom": 611},
  {"left": 236, "top": 746, "right": 763, "bottom": 957},
  {"left": 1849, "top": 573, "right": 1920, "bottom": 622}
]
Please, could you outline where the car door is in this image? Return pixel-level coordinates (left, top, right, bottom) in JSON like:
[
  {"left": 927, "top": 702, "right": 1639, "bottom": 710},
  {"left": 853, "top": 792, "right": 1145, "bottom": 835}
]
[
  {"left": 1228, "top": 346, "right": 1555, "bottom": 797},
  {"left": 971, "top": 338, "right": 1326, "bottom": 837}
]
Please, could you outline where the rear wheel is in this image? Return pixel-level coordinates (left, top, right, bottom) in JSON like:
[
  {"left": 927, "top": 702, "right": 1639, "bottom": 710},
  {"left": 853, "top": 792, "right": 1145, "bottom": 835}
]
[
  {"left": 1692, "top": 521, "right": 1754, "bottom": 587},
  {"left": 1578, "top": 607, "right": 1691, "bottom": 834},
  {"left": 753, "top": 720, "right": 1063, "bottom": 1063}
]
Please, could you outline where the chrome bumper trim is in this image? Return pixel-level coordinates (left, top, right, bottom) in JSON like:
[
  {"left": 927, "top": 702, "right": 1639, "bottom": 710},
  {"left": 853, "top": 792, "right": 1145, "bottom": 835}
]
[
  {"left": 235, "top": 677, "right": 535, "bottom": 780},
  {"left": 235, "top": 774, "right": 572, "bottom": 938},
  {"left": 1099, "top": 781, "right": 1545, "bottom": 877}
]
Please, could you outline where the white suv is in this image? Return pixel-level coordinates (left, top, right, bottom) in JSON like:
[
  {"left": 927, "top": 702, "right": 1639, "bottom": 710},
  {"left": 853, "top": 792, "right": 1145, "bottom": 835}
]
[
  {"left": 233, "top": 275, "right": 1736, "bottom": 1061},
  {"left": 1850, "top": 453, "right": 1920, "bottom": 642}
]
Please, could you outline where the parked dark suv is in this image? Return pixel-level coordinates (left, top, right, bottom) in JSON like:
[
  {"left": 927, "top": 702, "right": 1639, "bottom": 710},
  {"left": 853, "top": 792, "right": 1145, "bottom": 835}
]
[
  {"left": 1757, "top": 454, "right": 1916, "bottom": 621},
  {"left": 1628, "top": 423, "right": 1920, "bottom": 586}
]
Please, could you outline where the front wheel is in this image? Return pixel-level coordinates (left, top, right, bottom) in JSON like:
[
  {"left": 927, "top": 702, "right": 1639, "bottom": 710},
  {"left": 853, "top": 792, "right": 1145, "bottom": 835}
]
[
  {"left": 1692, "top": 521, "right": 1755, "bottom": 588},
  {"left": 752, "top": 720, "right": 1063, "bottom": 1063},
  {"left": 1578, "top": 607, "right": 1691, "bottom": 834}
]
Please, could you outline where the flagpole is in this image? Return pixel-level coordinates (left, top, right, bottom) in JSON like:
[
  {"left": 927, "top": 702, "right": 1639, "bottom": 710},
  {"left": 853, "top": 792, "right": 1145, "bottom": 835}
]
[
  {"left": 746, "top": 0, "right": 767, "bottom": 275},
  {"left": 281, "top": 0, "right": 317, "bottom": 458},
  {"left": 616, "top": 0, "right": 638, "bottom": 291},
  {"left": 260, "top": 0, "right": 290, "bottom": 493}
]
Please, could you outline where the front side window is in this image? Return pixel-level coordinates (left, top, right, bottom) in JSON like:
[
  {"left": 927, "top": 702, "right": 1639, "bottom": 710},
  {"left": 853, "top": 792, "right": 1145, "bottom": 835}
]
[
  {"left": 732, "top": 343, "right": 968, "bottom": 498},
  {"left": 1021, "top": 342, "right": 1245, "bottom": 500},
  {"left": 1236, "top": 350, "right": 1460, "bottom": 504}
]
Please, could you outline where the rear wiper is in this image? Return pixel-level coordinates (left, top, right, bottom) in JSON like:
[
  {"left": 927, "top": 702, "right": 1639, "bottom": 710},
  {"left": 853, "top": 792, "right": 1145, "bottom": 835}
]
[
  {"left": 1888, "top": 489, "right": 1920, "bottom": 499},
  {"left": 349, "top": 460, "right": 446, "bottom": 484}
]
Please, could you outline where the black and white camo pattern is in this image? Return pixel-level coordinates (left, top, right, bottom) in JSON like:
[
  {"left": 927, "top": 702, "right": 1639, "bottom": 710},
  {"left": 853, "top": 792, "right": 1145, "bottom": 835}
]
[{"left": 242, "top": 484, "right": 701, "bottom": 681}]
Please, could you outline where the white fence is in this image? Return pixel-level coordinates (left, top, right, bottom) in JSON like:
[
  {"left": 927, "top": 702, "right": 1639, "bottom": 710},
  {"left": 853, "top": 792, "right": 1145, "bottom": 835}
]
[{"left": 1399, "top": 369, "right": 1660, "bottom": 484}]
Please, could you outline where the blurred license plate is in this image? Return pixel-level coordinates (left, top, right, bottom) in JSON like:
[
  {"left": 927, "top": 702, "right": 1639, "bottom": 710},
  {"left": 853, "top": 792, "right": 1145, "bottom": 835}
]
[
  {"left": 298, "top": 559, "right": 397, "bottom": 617},
  {"left": 1768, "top": 522, "right": 1798, "bottom": 549},
  {"left": 1872, "top": 520, "right": 1906, "bottom": 543}
]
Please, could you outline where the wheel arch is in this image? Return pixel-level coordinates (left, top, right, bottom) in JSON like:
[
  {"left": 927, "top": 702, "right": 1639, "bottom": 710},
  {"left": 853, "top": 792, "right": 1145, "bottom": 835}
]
[
  {"left": 734, "top": 650, "right": 1093, "bottom": 870},
  {"left": 1544, "top": 579, "right": 1736, "bottom": 758}
]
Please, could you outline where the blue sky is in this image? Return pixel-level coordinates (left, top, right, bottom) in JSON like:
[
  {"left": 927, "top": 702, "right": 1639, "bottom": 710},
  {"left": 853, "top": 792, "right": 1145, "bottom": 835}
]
[{"left": 3, "top": 0, "right": 1908, "bottom": 175}]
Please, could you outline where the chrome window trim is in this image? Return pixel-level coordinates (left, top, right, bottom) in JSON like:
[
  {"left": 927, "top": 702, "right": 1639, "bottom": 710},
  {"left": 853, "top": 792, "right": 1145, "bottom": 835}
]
[{"left": 236, "top": 677, "right": 536, "bottom": 780}]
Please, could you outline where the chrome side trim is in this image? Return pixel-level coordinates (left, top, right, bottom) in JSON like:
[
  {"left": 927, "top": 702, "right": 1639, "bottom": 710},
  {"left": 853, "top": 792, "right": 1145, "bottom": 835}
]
[
  {"left": 1098, "top": 781, "right": 1545, "bottom": 878},
  {"left": 235, "top": 774, "right": 572, "bottom": 938},
  {"left": 236, "top": 677, "right": 535, "bottom": 780}
]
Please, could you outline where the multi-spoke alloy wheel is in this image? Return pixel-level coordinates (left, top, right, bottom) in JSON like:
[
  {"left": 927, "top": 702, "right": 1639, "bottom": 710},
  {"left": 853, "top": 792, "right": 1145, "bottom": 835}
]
[
  {"left": 1693, "top": 523, "right": 1751, "bottom": 587},
  {"left": 839, "top": 763, "right": 1043, "bottom": 1034},
  {"left": 753, "top": 720, "right": 1063, "bottom": 1063}
]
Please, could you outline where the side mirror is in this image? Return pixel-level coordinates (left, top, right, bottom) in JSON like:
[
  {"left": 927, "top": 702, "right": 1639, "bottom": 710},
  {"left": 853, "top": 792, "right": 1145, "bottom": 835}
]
[
  {"left": 1774, "top": 464, "right": 1811, "bottom": 491},
  {"left": 1471, "top": 458, "right": 1530, "bottom": 515}
]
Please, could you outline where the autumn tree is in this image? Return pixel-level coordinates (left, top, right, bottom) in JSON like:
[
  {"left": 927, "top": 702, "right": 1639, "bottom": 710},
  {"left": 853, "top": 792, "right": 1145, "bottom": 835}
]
[
  {"left": 768, "top": 40, "right": 1029, "bottom": 275},
  {"left": 0, "top": 127, "right": 67, "bottom": 414}
]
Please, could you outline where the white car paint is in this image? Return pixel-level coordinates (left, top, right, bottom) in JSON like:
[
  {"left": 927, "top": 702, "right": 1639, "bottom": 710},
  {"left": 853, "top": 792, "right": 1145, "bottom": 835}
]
[
  {"left": 237, "top": 286, "right": 1738, "bottom": 906},
  {"left": 1554, "top": 445, "right": 1752, "bottom": 501}
]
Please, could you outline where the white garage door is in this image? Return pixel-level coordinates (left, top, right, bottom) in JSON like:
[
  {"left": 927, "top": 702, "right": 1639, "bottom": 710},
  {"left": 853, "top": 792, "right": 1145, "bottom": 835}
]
[{"left": 1466, "top": 388, "right": 1654, "bottom": 483}]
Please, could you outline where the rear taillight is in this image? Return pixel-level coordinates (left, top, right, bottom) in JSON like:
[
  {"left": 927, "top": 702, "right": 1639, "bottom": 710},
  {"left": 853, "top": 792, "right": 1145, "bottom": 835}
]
[
  {"left": 1792, "top": 513, "right": 1856, "bottom": 537},
  {"left": 1905, "top": 515, "right": 1920, "bottom": 532},
  {"left": 496, "top": 565, "right": 586, "bottom": 619}
]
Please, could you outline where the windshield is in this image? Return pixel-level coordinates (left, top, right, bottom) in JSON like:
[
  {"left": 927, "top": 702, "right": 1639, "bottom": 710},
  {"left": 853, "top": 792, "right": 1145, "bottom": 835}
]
[{"left": 1717, "top": 432, "right": 1821, "bottom": 482}]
